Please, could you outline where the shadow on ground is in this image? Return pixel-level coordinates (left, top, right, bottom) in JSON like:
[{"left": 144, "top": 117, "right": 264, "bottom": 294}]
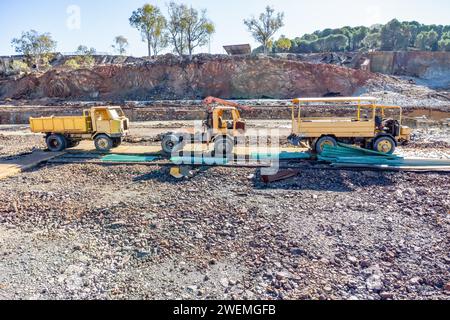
[{"left": 253, "top": 168, "right": 397, "bottom": 192}]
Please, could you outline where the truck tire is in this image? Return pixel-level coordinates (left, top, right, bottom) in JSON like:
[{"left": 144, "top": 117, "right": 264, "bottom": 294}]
[
  {"left": 94, "top": 134, "right": 113, "bottom": 152},
  {"left": 214, "top": 136, "right": 234, "bottom": 158},
  {"left": 373, "top": 136, "right": 396, "bottom": 154},
  {"left": 161, "top": 134, "right": 185, "bottom": 155},
  {"left": 46, "top": 134, "right": 67, "bottom": 152},
  {"left": 315, "top": 136, "right": 337, "bottom": 154}
]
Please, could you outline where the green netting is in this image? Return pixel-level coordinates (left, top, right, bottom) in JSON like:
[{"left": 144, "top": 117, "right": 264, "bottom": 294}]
[
  {"left": 101, "top": 154, "right": 158, "bottom": 162},
  {"left": 319, "top": 144, "right": 450, "bottom": 167}
]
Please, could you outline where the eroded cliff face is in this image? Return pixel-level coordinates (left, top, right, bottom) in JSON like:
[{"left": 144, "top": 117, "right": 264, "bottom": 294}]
[
  {"left": 368, "top": 51, "right": 450, "bottom": 89},
  {"left": 0, "top": 55, "right": 383, "bottom": 101}
]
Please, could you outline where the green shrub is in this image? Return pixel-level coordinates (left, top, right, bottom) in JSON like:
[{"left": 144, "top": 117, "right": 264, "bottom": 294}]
[
  {"left": 64, "top": 55, "right": 95, "bottom": 70},
  {"left": 82, "top": 55, "right": 95, "bottom": 68},
  {"left": 11, "top": 60, "right": 31, "bottom": 74},
  {"left": 64, "top": 58, "right": 81, "bottom": 70}
]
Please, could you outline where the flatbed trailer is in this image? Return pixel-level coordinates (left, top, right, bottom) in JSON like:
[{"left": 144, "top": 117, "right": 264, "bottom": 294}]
[{"left": 288, "top": 97, "right": 412, "bottom": 154}]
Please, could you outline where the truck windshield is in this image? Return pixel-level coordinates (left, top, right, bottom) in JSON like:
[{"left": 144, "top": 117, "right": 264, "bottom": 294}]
[{"left": 108, "top": 109, "right": 121, "bottom": 119}]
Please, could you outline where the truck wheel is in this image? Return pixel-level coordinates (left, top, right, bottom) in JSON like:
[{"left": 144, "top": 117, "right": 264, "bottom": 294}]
[
  {"left": 112, "top": 138, "right": 122, "bottom": 148},
  {"left": 46, "top": 134, "right": 67, "bottom": 152},
  {"left": 373, "top": 136, "right": 396, "bottom": 154},
  {"left": 315, "top": 136, "right": 337, "bottom": 154},
  {"left": 214, "top": 136, "right": 234, "bottom": 158},
  {"left": 94, "top": 134, "right": 113, "bottom": 152},
  {"left": 161, "top": 134, "right": 184, "bottom": 155}
]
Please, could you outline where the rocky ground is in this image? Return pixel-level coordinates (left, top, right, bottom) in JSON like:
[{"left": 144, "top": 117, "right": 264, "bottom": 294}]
[{"left": 0, "top": 123, "right": 449, "bottom": 300}]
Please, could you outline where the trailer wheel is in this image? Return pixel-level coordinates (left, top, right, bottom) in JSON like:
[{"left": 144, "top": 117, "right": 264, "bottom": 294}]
[
  {"left": 94, "top": 134, "right": 113, "bottom": 152},
  {"left": 214, "top": 136, "right": 234, "bottom": 158},
  {"left": 161, "top": 134, "right": 185, "bottom": 156},
  {"left": 373, "top": 136, "right": 396, "bottom": 154},
  {"left": 46, "top": 134, "right": 67, "bottom": 152},
  {"left": 315, "top": 136, "right": 337, "bottom": 154}
]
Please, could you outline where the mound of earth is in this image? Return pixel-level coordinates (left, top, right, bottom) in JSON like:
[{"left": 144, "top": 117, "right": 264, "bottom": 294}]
[{"left": 0, "top": 54, "right": 396, "bottom": 101}]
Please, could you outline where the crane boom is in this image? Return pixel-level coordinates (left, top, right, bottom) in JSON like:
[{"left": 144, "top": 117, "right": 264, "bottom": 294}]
[{"left": 202, "top": 96, "right": 253, "bottom": 112}]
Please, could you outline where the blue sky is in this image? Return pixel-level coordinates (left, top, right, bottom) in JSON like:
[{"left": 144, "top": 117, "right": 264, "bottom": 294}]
[{"left": 1, "top": 0, "right": 449, "bottom": 56}]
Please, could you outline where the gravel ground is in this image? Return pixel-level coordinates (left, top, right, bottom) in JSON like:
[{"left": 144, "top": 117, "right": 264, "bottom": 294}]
[
  {"left": 0, "top": 124, "right": 449, "bottom": 300},
  {"left": 0, "top": 157, "right": 449, "bottom": 300},
  {"left": 0, "top": 134, "right": 45, "bottom": 159}
]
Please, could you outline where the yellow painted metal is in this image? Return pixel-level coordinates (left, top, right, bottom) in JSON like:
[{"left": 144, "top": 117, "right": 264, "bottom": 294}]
[
  {"left": 30, "top": 116, "right": 89, "bottom": 133},
  {"left": 170, "top": 167, "right": 183, "bottom": 179},
  {"left": 401, "top": 126, "right": 411, "bottom": 136},
  {"left": 212, "top": 106, "right": 243, "bottom": 136},
  {"left": 292, "top": 118, "right": 376, "bottom": 138},
  {"left": 376, "top": 139, "right": 394, "bottom": 153},
  {"left": 292, "top": 97, "right": 378, "bottom": 104}
]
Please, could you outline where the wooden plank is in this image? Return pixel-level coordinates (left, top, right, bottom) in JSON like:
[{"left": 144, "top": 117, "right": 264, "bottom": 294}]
[{"left": 0, "top": 152, "right": 64, "bottom": 180}]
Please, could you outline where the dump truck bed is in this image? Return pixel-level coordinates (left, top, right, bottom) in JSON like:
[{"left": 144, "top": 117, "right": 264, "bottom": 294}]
[{"left": 30, "top": 116, "right": 90, "bottom": 134}]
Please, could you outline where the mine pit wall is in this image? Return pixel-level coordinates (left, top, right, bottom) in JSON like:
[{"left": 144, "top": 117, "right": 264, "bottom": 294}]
[
  {"left": 367, "top": 51, "right": 450, "bottom": 89},
  {"left": 1, "top": 104, "right": 448, "bottom": 129}
]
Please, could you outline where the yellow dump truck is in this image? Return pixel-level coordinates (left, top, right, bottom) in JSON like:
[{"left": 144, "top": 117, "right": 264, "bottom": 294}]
[
  {"left": 30, "top": 106, "right": 129, "bottom": 152},
  {"left": 288, "top": 97, "right": 411, "bottom": 154}
]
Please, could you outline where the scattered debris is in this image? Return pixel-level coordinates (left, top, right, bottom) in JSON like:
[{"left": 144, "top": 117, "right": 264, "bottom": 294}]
[{"left": 261, "top": 169, "right": 300, "bottom": 183}]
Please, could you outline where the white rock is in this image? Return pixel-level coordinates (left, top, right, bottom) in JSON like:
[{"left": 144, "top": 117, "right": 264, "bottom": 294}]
[{"left": 366, "top": 275, "right": 383, "bottom": 291}]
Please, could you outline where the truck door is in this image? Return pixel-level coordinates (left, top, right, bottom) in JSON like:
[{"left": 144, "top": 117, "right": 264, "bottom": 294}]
[
  {"left": 93, "top": 109, "right": 111, "bottom": 134},
  {"left": 84, "top": 110, "right": 93, "bottom": 132}
]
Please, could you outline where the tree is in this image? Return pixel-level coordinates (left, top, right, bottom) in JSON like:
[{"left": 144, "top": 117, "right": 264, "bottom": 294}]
[
  {"left": 11, "top": 30, "right": 57, "bottom": 71},
  {"left": 64, "top": 58, "right": 81, "bottom": 70},
  {"left": 166, "top": 2, "right": 214, "bottom": 57},
  {"left": 244, "top": 6, "right": 285, "bottom": 55},
  {"left": 252, "top": 20, "right": 450, "bottom": 54},
  {"left": 380, "top": 19, "right": 410, "bottom": 51},
  {"left": 301, "top": 34, "right": 318, "bottom": 42},
  {"left": 275, "top": 35, "right": 292, "bottom": 52},
  {"left": 405, "top": 21, "right": 422, "bottom": 47},
  {"left": 318, "top": 34, "right": 349, "bottom": 52},
  {"left": 415, "top": 30, "right": 439, "bottom": 51},
  {"left": 441, "top": 31, "right": 450, "bottom": 40},
  {"left": 293, "top": 40, "right": 314, "bottom": 53},
  {"left": 167, "top": 2, "right": 189, "bottom": 56},
  {"left": 362, "top": 32, "right": 381, "bottom": 51},
  {"left": 76, "top": 45, "right": 96, "bottom": 56},
  {"left": 64, "top": 45, "right": 95, "bottom": 70},
  {"left": 112, "top": 36, "right": 129, "bottom": 55},
  {"left": 438, "top": 39, "right": 450, "bottom": 51},
  {"left": 184, "top": 5, "right": 215, "bottom": 57},
  {"left": 439, "top": 31, "right": 450, "bottom": 51},
  {"left": 351, "top": 27, "right": 369, "bottom": 51},
  {"left": 130, "top": 4, "right": 168, "bottom": 57},
  {"left": 76, "top": 45, "right": 95, "bottom": 67},
  {"left": 11, "top": 60, "right": 30, "bottom": 75}
]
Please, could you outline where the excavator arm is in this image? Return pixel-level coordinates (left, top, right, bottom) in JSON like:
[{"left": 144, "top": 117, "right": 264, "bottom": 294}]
[{"left": 202, "top": 96, "right": 253, "bottom": 112}]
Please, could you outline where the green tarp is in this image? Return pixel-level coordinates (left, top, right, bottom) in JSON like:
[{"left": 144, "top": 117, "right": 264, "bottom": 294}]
[
  {"left": 250, "top": 151, "right": 312, "bottom": 161},
  {"left": 318, "top": 143, "right": 450, "bottom": 167},
  {"left": 101, "top": 154, "right": 158, "bottom": 162}
]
